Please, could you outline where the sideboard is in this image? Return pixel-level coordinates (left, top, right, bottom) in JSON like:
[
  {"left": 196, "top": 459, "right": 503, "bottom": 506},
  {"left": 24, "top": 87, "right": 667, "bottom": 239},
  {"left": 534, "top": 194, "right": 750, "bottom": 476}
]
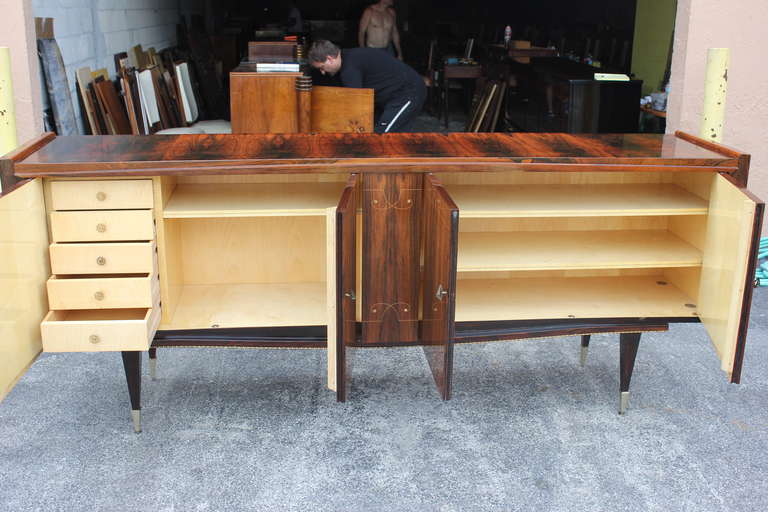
[{"left": 1, "top": 131, "right": 762, "bottom": 432}]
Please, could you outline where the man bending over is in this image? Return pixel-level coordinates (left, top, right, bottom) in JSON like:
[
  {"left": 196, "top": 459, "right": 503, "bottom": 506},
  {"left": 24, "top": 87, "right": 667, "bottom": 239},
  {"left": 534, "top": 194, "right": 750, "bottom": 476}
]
[{"left": 309, "top": 39, "right": 425, "bottom": 133}]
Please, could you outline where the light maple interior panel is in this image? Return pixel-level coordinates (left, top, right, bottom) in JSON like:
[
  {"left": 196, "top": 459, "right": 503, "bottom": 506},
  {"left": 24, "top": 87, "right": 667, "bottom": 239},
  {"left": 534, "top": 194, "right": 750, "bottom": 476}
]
[
  {"left": 457, "top": 230, "right": 702, "bottom": 271},
  {"left": 447, "top": 184, "right": 709, "bottom": 218},
  {"left": 163, "top": 183, "right": 347, "bottom": 218},
  {"left": 455, "top": 276, "right": 698, "bottom": 322}
]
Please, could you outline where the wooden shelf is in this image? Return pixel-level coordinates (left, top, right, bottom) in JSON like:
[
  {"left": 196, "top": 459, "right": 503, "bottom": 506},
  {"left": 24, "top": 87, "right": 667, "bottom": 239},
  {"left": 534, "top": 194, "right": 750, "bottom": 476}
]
[
  {"left": 455, "top": 276, "right": 698, "bottom": 322},
  {"left": 163, "top": 183, "right": 345, "bottom": 218},
  {"left": 162, "top": 282, "right": 327, "bottom": 329},
  {"left": 457, "top": 230, "right": 702, "bottom": 271},
  {"left": 446, "top": 184, "right": 708, "bottom": 218}
]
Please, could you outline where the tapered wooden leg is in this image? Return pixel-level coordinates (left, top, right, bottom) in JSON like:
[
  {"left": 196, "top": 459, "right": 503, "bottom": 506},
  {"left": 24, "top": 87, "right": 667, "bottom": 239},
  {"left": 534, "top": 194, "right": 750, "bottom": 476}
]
[
  {"left": 580, "top": 335, "right": 591, "bottom": 366},
  {"left": 148, "top": 347, "right": 157, "bottom": 380},
  {"left": 619, "top": 332, "right": 641, "bottom": 415},
  {"left": 121, "top": 351, "right": 142, "bottom": 432}
]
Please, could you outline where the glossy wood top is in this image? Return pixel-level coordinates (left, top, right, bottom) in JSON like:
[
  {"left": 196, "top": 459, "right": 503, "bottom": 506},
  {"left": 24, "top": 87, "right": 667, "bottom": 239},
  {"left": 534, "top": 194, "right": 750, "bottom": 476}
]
[{"left": 13, "top": 132, "right": 741, "bottom": 177}]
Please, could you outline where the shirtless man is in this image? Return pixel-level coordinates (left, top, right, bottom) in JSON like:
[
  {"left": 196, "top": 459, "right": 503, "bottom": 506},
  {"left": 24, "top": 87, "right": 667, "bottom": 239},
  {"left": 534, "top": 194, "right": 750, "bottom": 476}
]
[{"left": 358, "top": 0, "right": 402, "bottom": 60}]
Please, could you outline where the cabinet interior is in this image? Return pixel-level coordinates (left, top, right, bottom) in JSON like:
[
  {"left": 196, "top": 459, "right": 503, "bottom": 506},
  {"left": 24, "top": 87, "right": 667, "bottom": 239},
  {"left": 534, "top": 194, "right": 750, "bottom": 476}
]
[
  {"left": 440, "top": 171, "right": 714, "bottom": 322},
  {"left": 156, "top": 175, "right": 346, "bottom": 329}
]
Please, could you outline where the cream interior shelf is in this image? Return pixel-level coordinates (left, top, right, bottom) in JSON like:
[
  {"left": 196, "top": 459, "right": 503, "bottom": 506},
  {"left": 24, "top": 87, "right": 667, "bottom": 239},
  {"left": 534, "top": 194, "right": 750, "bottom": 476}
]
[
  {"left": 457, "top": 230, "right": 702, "bottom": 271},
  {"left": 163, "top": 183, "right": 346, "bottom": 218},
  {"left": 162, "top": 282, "right": 327, "bottom": 329},
  {"left": 455, "top": 276, "right": 698, "bottom": 322},
  {"left": 446, "top": 184, "right": 709, "bottom": 218}
]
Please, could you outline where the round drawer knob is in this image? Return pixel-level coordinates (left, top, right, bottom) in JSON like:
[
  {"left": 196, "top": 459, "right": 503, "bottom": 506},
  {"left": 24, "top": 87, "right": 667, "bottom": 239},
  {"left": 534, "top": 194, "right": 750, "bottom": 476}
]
[
  {"left": 96, "top": 191, "right": 107, "bottom": 201},
  {"left": 96, "top": 256, "right": 106, "bottom": 266},
  {"left": 96, "top": 223, "right": 107, "bottom": 233},
  {"left": 89, "top": 334, "right": 100, "bottom": 344},
  {"left": 94, "top": 291, "right": 105, "bottom": 301}
]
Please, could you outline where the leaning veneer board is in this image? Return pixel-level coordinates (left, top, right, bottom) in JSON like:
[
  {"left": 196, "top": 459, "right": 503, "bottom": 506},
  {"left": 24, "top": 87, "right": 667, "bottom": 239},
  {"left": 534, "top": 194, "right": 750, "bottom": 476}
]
[
  {"left": 0, "top": 179, "right": 49, "bottom": 400},
  {"left": 311, "top": 86, "right": 374, "bottom": 133},
  {"left": 38, "top": 39, "right": 77, "bottom": 135}
]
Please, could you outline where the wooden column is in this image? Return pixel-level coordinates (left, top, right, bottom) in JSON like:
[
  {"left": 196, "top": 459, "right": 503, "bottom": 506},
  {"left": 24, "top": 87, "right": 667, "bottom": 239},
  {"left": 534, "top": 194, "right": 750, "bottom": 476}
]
[{"left": 296, "top": 76, "right": 312, "bottom": 134}]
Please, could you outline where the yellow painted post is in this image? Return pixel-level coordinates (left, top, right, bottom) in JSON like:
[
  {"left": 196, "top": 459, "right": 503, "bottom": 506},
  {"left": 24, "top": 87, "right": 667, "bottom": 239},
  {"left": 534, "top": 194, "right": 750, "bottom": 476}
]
[
  {"left": 700, "top": 48, "right": 729, "bottom": 142},
  {"left": 0, "top": 47, "right": 19, "bottom": 159}
]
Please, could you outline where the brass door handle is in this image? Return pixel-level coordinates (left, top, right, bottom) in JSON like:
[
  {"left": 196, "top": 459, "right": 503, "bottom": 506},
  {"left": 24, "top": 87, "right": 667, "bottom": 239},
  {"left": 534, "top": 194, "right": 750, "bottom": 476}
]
[
  {"left": 96, "top": 223, "right": 107, "bottom": 233},
  {"left": 89, "top": 334, "right": 100, "bottom": 344},
  {"left": 94, "top": 291, "right": 105, "bottom": 301},
  {"left": 96, "top": 256, "right": 106, "bottom": 266},
  {"left": 96, "top": 191, "right": 107, "bottom": 201}
]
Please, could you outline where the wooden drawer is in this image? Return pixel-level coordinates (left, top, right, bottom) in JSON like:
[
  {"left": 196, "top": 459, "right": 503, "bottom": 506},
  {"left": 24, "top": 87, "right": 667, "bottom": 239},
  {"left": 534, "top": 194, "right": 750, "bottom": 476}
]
[
  {"left": 49, "top": 242, "right": 156, "bottom": 274},
  {"left": 41, "top": 307, "right": 161, "bottom": 352},
  {"left": 50, "top": 210, "right": 154, "bottom": 242},
  {"left": 47, "top": 274, "right": 159, "bottom": 310},
  {"left": 50, "top": 180, "right": 154, "bottom": 210}
]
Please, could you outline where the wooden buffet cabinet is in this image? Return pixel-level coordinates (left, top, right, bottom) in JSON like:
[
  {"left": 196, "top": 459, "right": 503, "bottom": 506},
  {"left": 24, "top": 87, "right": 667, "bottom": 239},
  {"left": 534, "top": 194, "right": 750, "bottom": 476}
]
[{"left": 1, "top": 131, "right": 762, "bottom": 432}]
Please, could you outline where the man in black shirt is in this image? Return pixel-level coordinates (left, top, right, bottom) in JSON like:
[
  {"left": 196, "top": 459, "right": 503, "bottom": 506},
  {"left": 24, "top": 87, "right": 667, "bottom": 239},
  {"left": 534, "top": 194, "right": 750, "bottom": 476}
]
[{"left": 308, "top": 40, "right": 425, "bottom": 133}]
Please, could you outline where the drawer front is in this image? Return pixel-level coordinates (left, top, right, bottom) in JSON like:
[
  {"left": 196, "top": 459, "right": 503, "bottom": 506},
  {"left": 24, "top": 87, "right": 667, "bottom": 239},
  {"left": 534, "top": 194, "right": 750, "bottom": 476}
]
[
  {"left": 41, "top": 307, "right": 161, "bottom": 352},
  {"left": 50, "top": 210, "right": 154, "bottom": 242},
  {"left": 50, "top": 180, "right": 154, "bottom": 210},
  {"left": 49, "top": 242, "right": 155, "bottom": 275},
  {"left": 47, "top": 274, "right": 159, "bottom": 310}
]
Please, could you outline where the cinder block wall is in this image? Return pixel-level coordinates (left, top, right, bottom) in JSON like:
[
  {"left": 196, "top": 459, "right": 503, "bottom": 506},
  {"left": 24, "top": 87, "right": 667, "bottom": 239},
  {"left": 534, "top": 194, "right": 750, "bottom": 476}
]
[{"left": 32, "top": 0, "right": 204, "bottom": 133}]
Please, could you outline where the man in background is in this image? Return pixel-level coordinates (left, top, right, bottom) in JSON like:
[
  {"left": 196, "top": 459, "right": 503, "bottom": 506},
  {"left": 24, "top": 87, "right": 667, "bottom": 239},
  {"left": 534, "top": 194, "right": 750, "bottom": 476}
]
[
  {"left": 309, "top": 39, "right": 424, "bottom": 133},
  {"left": 358, "top": 0, "right": 403, "bottom": 60}
]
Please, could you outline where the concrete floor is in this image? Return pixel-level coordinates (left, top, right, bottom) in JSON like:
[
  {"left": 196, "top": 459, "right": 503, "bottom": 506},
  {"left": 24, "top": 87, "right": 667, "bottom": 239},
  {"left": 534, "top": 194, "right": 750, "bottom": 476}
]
[{"left": 1, "top": 286, "right": 767, "bottom": 511}]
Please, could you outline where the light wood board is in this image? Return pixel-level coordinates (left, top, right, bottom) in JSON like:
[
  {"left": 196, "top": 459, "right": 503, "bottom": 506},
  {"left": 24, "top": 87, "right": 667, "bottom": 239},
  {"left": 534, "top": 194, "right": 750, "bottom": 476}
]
[
  {"left": 161, "top": 282, "right": 327, "bottom": 329},
  {"left": 446, "top": 184, "right": 709, "bottom": 218},
  {"left": 326, "top": 207, "right": 337, "bottom": 391},
  {"left": 0, "top": 179, "right": 49, "bottom": 400},
  {"left": 457, "top": 230, "right": 702, "bottom": 271},
  {"left": 50, "top": 179, "right": 153, "bottom": 210},
  {"left": 163, "top": 183, "right": 347, "bottom": 218},
  {"left": 50, "top": 242, "right": 155, "bottom": 275},
  {"left": 455, "top": 276, "right": 698, "bottom": 321},
  {"left": 697, "top": 174, "right": 758, "bottom": 373},
  {"left": 172, "top": 216, "right": 327, "bottom": 285}
]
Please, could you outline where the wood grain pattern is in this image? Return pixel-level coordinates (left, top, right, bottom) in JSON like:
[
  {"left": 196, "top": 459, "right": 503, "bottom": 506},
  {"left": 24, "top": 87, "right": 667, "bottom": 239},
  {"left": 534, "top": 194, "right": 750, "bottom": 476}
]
[
  {"left": 420, "top": 175, "right": 458, "bottom": 400},
  {"left": 674, "top": 130, "right": 750, "bottom": 186},
  {"left": 13, "top": 132, "right": 740, "bottom": 177},
  {"left": 310, "top": 86, "right": 373, "bottom": 133},
  {"left": 1, "top": 132, "right": 55, "bottom": 192},
  {"left": 335, "top": 174, "right": 359, "bottom": 401},
  {"left": 362, "top": 174, "right": 422, "bottom": 344},
  {"left": 697, "top": 174, "right": 759, "bottom": 377},
  {"left": 0, "top": 179, "right": 49, "bottom": 398},
  {"left": 230, "top": 72, "right": 302, "bottom": 134},
  {"left": 247, "top": 41, "right": 296, "bottom": 61}
]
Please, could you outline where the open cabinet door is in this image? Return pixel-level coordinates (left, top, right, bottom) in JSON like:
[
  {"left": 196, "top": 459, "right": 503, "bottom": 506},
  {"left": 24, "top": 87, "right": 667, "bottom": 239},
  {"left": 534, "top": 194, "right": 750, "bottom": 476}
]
[
  {"left": 333, "top": 174, "right": 359, "bottom": 402},
  {"left": 420, "top": 175, "right": 459, "bottom": 400},
  {"left": 698, "top": 174, "right": 764, "bottom": 383},
  {"left": 0, "top": 179, "right": 50, "bottom": 399}
]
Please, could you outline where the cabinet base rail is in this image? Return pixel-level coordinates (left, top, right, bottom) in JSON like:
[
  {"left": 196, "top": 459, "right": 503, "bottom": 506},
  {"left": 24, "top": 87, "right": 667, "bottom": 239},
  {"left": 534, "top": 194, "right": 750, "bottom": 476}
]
[{"left": 111, "top": 319, "right": 683, "bottom": 431}]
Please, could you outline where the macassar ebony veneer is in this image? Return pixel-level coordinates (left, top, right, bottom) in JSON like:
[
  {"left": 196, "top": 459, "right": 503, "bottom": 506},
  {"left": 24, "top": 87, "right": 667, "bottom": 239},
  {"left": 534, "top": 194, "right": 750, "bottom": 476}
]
[{"left": 1, "top": 130, "right": 762, "bottom": 431}]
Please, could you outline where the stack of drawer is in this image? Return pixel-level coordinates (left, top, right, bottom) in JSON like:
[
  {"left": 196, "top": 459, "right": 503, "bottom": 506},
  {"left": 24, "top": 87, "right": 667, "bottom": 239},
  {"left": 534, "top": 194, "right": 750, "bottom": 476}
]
[{"left": 40, "top": 180, "right": 161, "bottom": 352}]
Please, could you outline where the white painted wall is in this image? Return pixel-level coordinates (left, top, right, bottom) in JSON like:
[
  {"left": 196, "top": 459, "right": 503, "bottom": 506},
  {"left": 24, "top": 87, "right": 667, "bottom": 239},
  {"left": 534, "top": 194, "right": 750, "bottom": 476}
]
[
  {"left": 0, "top": 0, "right": 43, "bottom": 147},
  {"left": 31, "top": 0, "right": 203, "bottom": 133},
  {"left": 668, "top": 0, "right": 768, "bottom": 233}
]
